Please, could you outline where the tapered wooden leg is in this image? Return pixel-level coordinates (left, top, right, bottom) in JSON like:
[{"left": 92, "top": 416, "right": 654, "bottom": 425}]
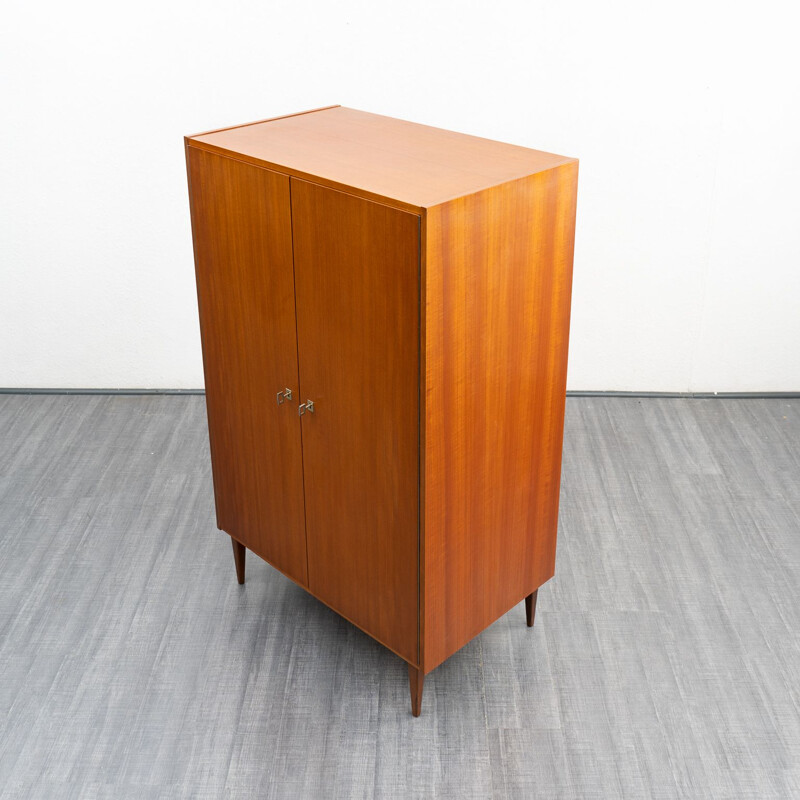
[
  {"left": 525, "top": 589, "right": 538, "bottom": 627},
  {"left": 231, "top": 537, "right": 246, "bottom": 584},
  {"left": 408, "top": 664, "right": 424, "bottom": 717}
]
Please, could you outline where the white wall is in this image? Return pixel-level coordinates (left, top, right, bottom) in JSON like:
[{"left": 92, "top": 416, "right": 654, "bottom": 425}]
[{"left": 2, "top": 0, "right": 798, "bottom": 391}]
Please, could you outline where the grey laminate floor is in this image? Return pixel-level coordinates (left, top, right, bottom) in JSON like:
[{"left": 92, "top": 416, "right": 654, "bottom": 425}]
[{"left": 1, "top": 396, "right": 798, "bottom": 799}]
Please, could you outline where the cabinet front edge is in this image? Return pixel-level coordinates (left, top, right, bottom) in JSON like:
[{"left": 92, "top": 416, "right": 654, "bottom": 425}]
[{"left": 184, "top": 140, "right": 426, "bottom": 215}]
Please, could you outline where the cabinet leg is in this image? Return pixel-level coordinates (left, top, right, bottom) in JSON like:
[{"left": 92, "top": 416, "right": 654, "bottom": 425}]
[
  {"left": 408, "top": 664, "right": 424, "bottom": 717},
  {"left": 525, "top": 589, "right": 538, "bottom": 628},
  {"left": 231, "top": 537, "right": 246, "bottom": 584}
]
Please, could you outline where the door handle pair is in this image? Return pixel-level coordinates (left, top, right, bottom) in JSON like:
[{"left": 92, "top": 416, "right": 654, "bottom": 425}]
[{"left": 276, "top": 387, "right": 315, "bottom": 416}]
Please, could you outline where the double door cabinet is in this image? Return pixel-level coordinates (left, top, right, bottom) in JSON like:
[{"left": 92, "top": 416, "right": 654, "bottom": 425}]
[{"left": 185, "top": 106, "right": 578, "bottom": 716}]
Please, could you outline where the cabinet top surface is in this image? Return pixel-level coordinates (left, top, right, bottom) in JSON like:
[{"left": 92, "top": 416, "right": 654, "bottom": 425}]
[{"left": 187, "top": 106, "right": 576, "bottom": 211}]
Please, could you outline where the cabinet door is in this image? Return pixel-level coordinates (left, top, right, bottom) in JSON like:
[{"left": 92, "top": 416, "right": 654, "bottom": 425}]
[
  {"left": 291, "top": 179, "right": 420, "bottom": 664},
  {"left": 187, "top": 148, "right": 308, "bottom": 585}
]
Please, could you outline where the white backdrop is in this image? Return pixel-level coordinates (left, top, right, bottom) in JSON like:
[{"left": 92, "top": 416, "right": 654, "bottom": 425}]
[{"left": 2, "top": 0, "right": 799, "bottom": 391}]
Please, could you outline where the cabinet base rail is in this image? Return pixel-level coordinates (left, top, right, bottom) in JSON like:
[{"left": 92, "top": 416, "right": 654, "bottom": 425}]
[{"left": 229, "top": 536, "right": 540, "bottom": 716}]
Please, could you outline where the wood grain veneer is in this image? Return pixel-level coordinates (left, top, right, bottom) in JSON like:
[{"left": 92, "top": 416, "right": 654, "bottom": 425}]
[
  {"left": 189, "top": 106, "right": 574, "bottom": 212},
  {"left": 186, "top": 147, "right": 308, "bottom": 585},
  {"left": 421, "top": 164, "right": 578, "bottom": 671},
  {"left": 185, "top": 106, "right": 578, "bottom": 714},
  {"left": 291, "top": 179, "right": 420, "bottom": 664}
]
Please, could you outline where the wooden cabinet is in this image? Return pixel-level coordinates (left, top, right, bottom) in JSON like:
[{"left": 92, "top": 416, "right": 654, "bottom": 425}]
[{"left": 185, "top": 106, "right": 578, "bottom": 716}]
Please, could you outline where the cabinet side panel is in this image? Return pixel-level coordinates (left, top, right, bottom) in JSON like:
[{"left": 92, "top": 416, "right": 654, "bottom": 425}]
[
  {"left": 186, "top": 146, "right": 308, "bottom": 585},
  {"left": 423, "top": 163, "right": 578, "bottom": 672}
]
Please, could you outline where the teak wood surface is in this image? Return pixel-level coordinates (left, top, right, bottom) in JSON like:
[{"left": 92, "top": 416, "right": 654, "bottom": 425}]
[
  {"left": 421, "top": 164, "right": 578, "bottom": 672},
  {"left": 291, "top": 179, "right": 420, "bottom": 665},
  {"left": 189, "top": 106, "right": 574, "bottom": 213},
  {"left": 186, "top": 148, "right": 308, "bottom": 585},
  {"left": 185, "top": 105, "right": 578, "bottom": 713}
]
